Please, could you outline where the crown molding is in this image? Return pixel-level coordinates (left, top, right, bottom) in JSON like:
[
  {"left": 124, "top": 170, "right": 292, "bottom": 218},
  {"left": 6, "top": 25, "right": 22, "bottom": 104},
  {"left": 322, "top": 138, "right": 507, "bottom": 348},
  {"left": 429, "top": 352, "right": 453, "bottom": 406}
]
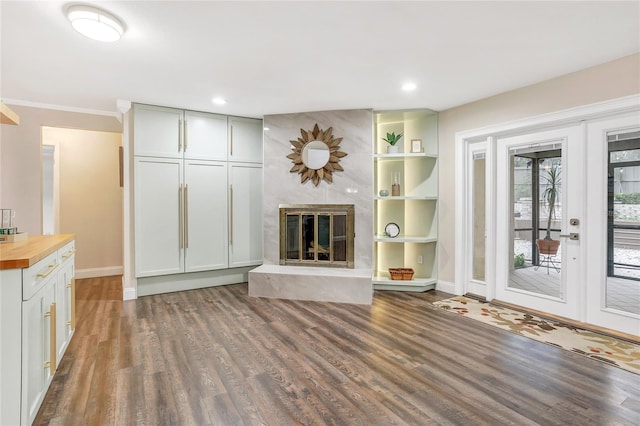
[{"left": 1, "top": 98, "right": 120, "bottom": 119}]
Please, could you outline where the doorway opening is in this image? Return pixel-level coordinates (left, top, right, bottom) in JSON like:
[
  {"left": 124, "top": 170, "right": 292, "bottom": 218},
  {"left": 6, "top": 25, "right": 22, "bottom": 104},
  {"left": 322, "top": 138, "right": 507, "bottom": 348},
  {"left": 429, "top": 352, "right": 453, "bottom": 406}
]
[{"left": 41, "top": 127, "right": 124, "bottom": 279}]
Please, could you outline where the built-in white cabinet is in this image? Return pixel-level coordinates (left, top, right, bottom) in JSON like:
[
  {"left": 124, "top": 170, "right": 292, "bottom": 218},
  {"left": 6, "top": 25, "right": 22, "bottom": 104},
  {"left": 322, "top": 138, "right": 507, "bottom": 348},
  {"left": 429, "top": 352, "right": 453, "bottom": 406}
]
[
  {"left": 373, "top": 110, "right": 438, "bottom": 291},
  {"left": 184, "top": 110, "right": 228, "bottom": 161},
  {"left": 132, "top": 103, "right": 263, "bottom": 291},
  {"left": 134, "top": 157, "right": 184, "bottom": 277},
  {"left": 134, "top": 157, "right": 232, "bottom": 277},
  {"left": 21, "top": 276, "right": 55, "bottom": 426},
  {"left": 0, "top": 236, "right": 75, "bottom": 426},
  {"left": 133, "top": 104, "right": 183, "bottom": 158},
  {"left": 229, "top": 162, "right": 263, "bottom": 267},
  {"left": 184, "top": 160, "right": 229, "bottom": 272},
  {"left": 55, "top": 242, "right": 75, "bottom": 364},
  {"left": 228, "top": 116, "right": 264, "bottom": 163}
]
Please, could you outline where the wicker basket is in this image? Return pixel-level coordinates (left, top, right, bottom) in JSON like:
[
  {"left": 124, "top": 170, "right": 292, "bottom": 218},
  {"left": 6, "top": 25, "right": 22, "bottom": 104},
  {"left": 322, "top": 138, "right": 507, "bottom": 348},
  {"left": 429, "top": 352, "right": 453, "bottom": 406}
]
[{"left": 389, "top": 268, "right": 414, "bottom": 280}]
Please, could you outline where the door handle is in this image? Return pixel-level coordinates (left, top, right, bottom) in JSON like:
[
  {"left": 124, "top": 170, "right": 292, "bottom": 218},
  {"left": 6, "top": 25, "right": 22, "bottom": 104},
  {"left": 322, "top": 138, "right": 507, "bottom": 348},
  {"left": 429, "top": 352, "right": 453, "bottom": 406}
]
[
  {"left": 560, "top": 233, "right": 579, "bottom": 241},
  {"left": 184, "top": 184, "right": 189, "bottom": 248}
]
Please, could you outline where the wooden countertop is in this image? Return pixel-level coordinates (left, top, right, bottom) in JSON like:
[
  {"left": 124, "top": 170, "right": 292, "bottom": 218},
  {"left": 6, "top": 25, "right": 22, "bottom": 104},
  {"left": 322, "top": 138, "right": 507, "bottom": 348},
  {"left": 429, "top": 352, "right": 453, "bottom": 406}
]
[{"left": 0, "top": 234, "right": 74, "bottom": 270}]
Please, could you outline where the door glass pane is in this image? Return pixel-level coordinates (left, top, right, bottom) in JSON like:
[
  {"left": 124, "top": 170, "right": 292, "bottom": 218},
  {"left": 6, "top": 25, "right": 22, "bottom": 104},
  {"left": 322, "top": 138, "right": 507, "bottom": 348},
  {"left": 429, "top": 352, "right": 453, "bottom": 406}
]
[
  {"left": 317, "top": 215, "right": 330, "bottom": 261},
  {"left": 286, "top": 214, "right": 300, "bottom": 260},
  {"left": 509, "top": 147, "right": 563, "bottom": 299},
  {"left": 607, "top": 137, "right": 640, "bottom": 315},
  {"left": 472, "top": 155, "right": 486, "bottom": 281},
  {"left": 302, "top": 214, "right": 314, "bottom": 260},
  {"left": 333, "top": 215, "right": 347, "bottom": 262}
]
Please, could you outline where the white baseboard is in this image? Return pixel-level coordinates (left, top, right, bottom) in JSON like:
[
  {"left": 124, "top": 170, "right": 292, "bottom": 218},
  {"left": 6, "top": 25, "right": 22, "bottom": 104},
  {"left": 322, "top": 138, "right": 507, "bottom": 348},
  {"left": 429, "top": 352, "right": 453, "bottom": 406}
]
[
  {"left": 436, "top": 280, "right": 457, "bottom": 295},
  {"left": 122, "top": 285, "right": 137, "bottom": 301},
  {"left": 75, "top": 266, "right": 123, "bottom": 279}
]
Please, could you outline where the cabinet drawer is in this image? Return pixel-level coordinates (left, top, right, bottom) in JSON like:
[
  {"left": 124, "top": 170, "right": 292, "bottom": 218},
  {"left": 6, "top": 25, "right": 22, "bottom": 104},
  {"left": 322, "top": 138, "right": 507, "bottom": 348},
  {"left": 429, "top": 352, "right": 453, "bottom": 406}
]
[
  {"left": 58, "top": 240, "right": 75, "bottom": 264},
  {"left": 22, "top": 251, "right": 59, "bottom": 301}
]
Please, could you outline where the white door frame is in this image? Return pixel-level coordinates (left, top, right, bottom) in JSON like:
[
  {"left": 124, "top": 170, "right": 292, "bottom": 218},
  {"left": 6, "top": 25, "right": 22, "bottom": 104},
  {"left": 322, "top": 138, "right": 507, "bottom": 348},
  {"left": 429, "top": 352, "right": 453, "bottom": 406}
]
[{"left": 455, "top": 95, "right": 640, "bottom": 325}]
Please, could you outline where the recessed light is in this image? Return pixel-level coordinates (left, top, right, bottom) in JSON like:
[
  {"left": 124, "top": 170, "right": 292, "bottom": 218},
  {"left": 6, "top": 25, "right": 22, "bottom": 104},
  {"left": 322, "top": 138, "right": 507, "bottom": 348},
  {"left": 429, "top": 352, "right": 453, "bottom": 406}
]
[
  {"left": 212, "top": 97, "right": 227, "bottom": 105},
  {"left": 263, "top": 127, "right": 270, "bottom": 131},
  {"left": 67, "top": 5, "right": 125, "bottom": 42},
  {"left": 402, "top": 82, "right": 417, "bottom": 91}
]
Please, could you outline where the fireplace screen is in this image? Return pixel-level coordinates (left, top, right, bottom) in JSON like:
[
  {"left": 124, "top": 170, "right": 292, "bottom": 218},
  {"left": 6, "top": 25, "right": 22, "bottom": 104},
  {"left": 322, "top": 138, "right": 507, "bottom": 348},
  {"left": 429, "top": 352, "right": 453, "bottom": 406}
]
[{"left": 279, "top": 204, "right": 354, "bottom": 268}]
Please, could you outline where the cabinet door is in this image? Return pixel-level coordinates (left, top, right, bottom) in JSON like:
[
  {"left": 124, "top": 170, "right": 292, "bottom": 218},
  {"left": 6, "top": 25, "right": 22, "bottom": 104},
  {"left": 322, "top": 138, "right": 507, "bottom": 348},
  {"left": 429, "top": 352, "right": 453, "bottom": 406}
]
[
  {"left": 135, "top": 157, "right": 184, "bottom": 277},
  {"left": 184, "top": 160, "right": 229, "bottom": 272},
  {"left": 55, "top": 260, "right": 74, "bottom": 360},
  {"left": 228, "top": 117, "right": 263, "bottom": 163},
  {"left": 229, "top": 163, "right": 263, "bottom": 267},
  {"left": 184, "top": 111, "right": 228, "bottom": 161},
  {"left": 22, "top": 283, "right": 55, "bottom": 426},
  {"left": 133, "top": 104, "right": 183, "bottom": 158}
]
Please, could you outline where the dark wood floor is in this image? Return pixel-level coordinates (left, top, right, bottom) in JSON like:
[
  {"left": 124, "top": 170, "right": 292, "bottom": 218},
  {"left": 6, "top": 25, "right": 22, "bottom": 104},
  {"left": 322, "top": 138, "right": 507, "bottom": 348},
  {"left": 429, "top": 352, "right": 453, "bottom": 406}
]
[{"left": 35, "top": 276, "right": 640, "bottom": 425}]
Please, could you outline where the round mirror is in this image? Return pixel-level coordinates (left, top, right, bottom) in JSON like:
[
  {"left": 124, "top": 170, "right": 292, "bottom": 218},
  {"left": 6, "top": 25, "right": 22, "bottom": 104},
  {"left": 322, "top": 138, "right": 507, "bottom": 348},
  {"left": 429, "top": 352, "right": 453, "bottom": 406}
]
[{"left": 301, "top": 140, "right": 330, "bottom": 170}]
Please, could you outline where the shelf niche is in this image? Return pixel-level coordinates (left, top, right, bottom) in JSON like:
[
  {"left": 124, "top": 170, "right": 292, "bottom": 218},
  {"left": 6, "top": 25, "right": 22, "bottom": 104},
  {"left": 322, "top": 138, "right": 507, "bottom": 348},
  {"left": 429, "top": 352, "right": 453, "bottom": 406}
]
[{"left": 373, "top": 109, "right": 438, "bottom": 292}]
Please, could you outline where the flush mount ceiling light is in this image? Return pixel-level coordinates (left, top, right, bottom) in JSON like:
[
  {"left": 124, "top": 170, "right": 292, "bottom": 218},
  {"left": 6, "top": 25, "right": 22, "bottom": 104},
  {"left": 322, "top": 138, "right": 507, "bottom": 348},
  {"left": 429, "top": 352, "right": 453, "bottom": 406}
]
[
  {"left": 212, "top": 97, "right": 227, "bottom": 105},
  {"left": 67, "top": 4, "right": 125, "bottom": 42},
  {"left": 402, "top": 82, "right": 417, "bottom": 91}
]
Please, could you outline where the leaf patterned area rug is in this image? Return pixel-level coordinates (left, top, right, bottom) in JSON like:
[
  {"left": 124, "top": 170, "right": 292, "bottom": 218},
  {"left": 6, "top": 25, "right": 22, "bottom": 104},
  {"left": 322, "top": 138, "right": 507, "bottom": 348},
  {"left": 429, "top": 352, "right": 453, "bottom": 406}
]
[{"left": 432, "top": 296, "right": 640, "bottom": 375}]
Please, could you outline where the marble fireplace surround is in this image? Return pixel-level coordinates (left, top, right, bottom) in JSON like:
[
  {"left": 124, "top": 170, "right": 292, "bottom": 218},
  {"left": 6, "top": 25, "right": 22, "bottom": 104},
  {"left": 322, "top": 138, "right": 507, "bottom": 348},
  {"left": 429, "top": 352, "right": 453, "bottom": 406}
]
[{"left": 248, "top": 109, "right": 374, "bottom": 305}]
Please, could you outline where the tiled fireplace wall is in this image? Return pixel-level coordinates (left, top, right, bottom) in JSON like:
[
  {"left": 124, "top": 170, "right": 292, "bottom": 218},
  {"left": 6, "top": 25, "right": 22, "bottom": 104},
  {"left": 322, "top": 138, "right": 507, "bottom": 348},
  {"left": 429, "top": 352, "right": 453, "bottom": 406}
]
[{"left": 262, "top": 109, "right": 374, "bottom": 270}]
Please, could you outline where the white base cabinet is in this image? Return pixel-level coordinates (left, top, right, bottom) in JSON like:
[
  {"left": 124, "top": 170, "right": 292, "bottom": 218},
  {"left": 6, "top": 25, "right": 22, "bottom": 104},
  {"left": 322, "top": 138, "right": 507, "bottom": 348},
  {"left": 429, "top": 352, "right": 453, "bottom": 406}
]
[
  {"left": 0, "top": 237, "right": 75, "bottom": 426},
  {"left": 21, "top": 281, "right": 55, "bottom": 425}
]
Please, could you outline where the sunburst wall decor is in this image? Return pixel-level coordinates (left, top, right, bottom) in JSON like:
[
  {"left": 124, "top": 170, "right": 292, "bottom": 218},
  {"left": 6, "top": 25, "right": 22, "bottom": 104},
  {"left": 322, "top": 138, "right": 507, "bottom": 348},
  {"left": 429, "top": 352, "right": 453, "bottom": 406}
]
[{"left": 287, "top": 123, "right": 348, "bottom": 186}]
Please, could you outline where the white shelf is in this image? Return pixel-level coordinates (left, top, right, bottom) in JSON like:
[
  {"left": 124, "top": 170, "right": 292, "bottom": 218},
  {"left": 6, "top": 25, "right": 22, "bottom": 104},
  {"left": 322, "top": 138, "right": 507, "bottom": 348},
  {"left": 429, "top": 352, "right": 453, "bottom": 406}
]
[
  {"left": 372, "top": 275, "right": 437, "bottom": 292},
  {"left": 374, "top": 153, "right": 437, "bottom": 159},
  {"left": 375, "top": 195, "right": 437, "bottom": 201},
  {"left": 374, "top": 236, "right": 437, "bottom": 243}
]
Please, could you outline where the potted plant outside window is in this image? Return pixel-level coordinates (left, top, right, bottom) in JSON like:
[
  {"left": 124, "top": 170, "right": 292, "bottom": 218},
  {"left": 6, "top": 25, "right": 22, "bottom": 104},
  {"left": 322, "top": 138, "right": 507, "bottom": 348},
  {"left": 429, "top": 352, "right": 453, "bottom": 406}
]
[
  {"left": 383, "top": 132, "right": 403, "bottom": 154},
  {"left": 536, "top": 163, "right": 561, "bottom": 256}
]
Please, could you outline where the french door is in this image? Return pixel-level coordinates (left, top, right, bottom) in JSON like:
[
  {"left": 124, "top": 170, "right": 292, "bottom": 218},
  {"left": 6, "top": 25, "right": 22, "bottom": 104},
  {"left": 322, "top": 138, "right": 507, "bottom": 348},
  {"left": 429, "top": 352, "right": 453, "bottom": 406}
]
[
  {"left": 495, "top": 126, "right": 583, "bottom": 320},
  {"left": 491, "top": 116, "right": 640, "bottom": 335}
]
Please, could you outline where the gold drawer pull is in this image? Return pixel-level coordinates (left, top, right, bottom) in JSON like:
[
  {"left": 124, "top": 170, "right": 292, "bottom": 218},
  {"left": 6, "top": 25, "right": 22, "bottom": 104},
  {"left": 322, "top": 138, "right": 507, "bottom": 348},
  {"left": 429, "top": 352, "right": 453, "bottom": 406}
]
[
  {"left": 37, "top": 263, "right": 58, "bottom": 278},
  {"left": 62, "top": 249, "right": 76, "bottom": 259}
]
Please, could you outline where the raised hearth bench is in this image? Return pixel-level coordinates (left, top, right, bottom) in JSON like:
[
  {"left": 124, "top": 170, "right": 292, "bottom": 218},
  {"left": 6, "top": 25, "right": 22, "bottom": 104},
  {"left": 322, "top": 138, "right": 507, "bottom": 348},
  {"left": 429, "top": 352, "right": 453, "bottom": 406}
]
[{"left": 249, "top": 264, "right": 373, "bottom": 305}]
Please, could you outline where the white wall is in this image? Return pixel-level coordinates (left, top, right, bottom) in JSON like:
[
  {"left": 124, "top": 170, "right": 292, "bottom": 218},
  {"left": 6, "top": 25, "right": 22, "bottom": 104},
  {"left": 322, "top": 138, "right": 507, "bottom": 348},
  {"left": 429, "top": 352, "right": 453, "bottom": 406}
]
[
  {"left": 262, "top": 109, "right": 374, "bottom": 269},
  {"left": 438, "top": 53, "right": 640, "bottom": 284}
]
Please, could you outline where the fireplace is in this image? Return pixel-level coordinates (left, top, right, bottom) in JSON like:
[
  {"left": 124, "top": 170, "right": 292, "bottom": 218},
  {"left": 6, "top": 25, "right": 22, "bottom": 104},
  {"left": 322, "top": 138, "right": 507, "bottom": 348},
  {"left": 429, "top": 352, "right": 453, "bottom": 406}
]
[{"left": 279, "top": 204, "right": 355, "bottom": 268}]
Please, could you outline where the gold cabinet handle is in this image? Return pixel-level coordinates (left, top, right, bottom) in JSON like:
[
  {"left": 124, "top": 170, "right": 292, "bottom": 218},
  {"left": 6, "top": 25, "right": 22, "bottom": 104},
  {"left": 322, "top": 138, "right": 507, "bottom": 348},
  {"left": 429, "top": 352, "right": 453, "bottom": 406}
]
[
  {"left": 184, "top": 120, "right": 188, "bottom": 152},
  {"left": 230, "top": 125, "right": 233, "bottom": 157},
  {"left": 44, "top": 302, "right": 57, "bottom": 374},
  {"left": 62, "top": 249, "right": 76, "bottom": 260},
  {"left": 178, "top": 118, "right": 183, "bottom": 152},
  {"left": 184, "top": 184, "right": 189, "bottom": 248},
  {"left": 229, "top": 185, "right": 233, "bottom": 245},
  {"left": 179, "top": 185, "right": 184, "bottom": 248},
  {"left": 37, "top": 263, "right": 58, "bottom": 278},
  {"left": 71, "top": 278, "right": 76, "bottom": 329}
]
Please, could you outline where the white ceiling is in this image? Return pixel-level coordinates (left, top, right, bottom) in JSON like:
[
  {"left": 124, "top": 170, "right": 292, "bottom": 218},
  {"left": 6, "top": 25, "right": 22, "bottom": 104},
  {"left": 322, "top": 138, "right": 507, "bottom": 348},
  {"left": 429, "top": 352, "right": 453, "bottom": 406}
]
[{"left": 1, "top": 1, "right": 638, "bottom": 118}]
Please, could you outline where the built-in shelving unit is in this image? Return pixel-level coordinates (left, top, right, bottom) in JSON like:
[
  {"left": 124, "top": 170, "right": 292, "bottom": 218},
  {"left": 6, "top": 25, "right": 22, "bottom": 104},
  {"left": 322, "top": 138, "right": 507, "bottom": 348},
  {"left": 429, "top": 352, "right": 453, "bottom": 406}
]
[{"left": 373, "top": 110, "right": 438, "bottom": 292}]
